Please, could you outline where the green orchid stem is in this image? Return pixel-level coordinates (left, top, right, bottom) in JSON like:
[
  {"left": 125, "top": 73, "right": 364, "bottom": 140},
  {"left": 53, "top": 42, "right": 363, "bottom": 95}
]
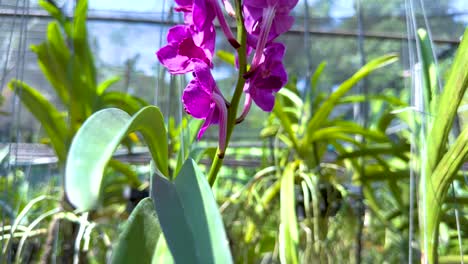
[{"left": 208, "top": 0, "right": 247, "bottom": 187}]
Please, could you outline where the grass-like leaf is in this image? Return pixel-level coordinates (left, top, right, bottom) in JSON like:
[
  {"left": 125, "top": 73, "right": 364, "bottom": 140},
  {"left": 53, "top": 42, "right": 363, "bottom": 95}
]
[
  {"left": 9, "top": 80, "right": 68, "bottom": 162},
  {"left": 302, "top": 54, "right": 398, "bottom": 146},
  {"left": 279, "top": 161, "right": 299, "bottom": 264}
]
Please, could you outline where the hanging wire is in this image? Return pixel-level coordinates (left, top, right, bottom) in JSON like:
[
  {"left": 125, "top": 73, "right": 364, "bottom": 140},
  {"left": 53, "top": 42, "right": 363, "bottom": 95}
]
[
  {"left": 1, "top": 0, "right": 30, "bottom": 260},
  {"left": 177, "top": 75, "right": 185, "bottom": 161},
  {"left": 450, "top": 183, "right": 465, "bottom": 264},
  {"left": 153, "top": 0, "right": 167, "bottom": 106},
  {"left": 0, "top": 0, "right": 22, "bottom": 257},
  {"left": 418, "top": 0, "right": 443, "bottom": 93},
  {"left": 302, "top": 0, "right": 311, "bottom": 91},
  {"left": 404, "top": 0, "right": 418, "bottom": 262},
  {"left": 354, "top": 1, "right": 367, "bottom": 263}
]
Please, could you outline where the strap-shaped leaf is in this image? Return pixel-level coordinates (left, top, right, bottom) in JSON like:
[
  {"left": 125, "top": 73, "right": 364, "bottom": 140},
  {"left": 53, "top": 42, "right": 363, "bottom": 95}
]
[
  {"left": 97, "top": 76, "right": 120, "bottom": 95},
  {"left": 31, "top": 22, "right": 71, "bottom": 105},
  {"left": 279, "top": 161, "right": 299, "bottom": 264},
  {"left": 273, "top": 97, "right": 299, "bottom": 149},
  {"left": 417, "top": 28, "right": 439, "bottom": 113},
  {"left": 152, "top": 159, "right": 232, "bottom": 264},
  {"left": 9, "top": 80, "right": 68, "bottom": 162},
  {"left": 38, "top": 0, "right": 72, "bottom": 36},
  {"left": 111, "top": 198, "right": 161, "bottom": 264},
  {"left": 428, "top": 28, "right": 468, "bottom": 171},
  {"left": 339, "top": 94, "right": 406, "bottom": 106},
  {"left": 309, "top": 125, "right": 388, "bottom": 143},
  {"left": 72, "top": 0, "right": 96, "bottom": 89},
  {"left": 431, "top": 125, "right": 468, "bottom": 207},
  {"left": 98, "top": 91, "right": 149, "bottom": 114},
  {"left": 65, "top": 106, "right": 168, "bottom": 211},
  {"left": 302, "top": 54, "right": 398, "bottom": 145}
]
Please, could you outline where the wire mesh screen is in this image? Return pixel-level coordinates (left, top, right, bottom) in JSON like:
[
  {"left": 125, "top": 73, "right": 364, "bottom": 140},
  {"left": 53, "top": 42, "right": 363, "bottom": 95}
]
[{"left": 0, "top": 0, "right": 467, "bottom": 263}]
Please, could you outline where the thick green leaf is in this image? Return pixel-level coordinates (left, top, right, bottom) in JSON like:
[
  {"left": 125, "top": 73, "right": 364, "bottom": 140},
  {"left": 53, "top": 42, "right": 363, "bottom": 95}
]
[
  {"left": 111, "top": 198, "right": 160, "bottom": 264},
  {"left": 279, "top": 161, "right": 299, "bottom": 264},
  {"left": 65, "top": 106, "right": 168, "bottom": 211},
  {"left": 428, "top": 28, "right": 468, "bottom": 171},
  {"left": 302, "top": 54, "right": 398, "bottom": 146},
  {"left": 152, "top": 159, "right": 232, "bottom": 264},
  {"left": 431, "top": 125, "right": 468, "bottom": 204},
  {"left": 9, "top": 80, "right": 68, "bottom": 162}
]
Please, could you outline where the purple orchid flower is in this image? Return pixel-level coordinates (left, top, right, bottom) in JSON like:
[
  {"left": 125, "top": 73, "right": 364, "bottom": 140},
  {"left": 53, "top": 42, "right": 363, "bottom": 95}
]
[
  {"left": 244, "top": 0, "right": 298, "bottom": 67},
  {"left": 238, "top": 43, "right": 287, "bottom": 119},
  {"left": 174, "top": 0, "right": 240, "bottom": 48},
  {"left": 244, "top": 0, "right": 297, "bottom": 42},
  {"left": 182, "top": 60, "right": 228, "bottom": 154},
  {"left": 156, "top": 24, "right": 215, "bottom": 74}
]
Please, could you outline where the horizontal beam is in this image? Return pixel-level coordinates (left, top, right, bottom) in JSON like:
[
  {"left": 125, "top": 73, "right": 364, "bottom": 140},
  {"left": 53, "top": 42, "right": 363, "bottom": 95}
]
[{"left": 0, "top": 8, "right": 461, "bottom": 44}]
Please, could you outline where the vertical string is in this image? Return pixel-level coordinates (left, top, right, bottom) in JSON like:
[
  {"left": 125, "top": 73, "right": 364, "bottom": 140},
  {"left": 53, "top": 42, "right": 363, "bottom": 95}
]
[
  {"left": 2, "top": 0, "right": 29, "bottom": 260},
  {"left": 404, "top": 0, "right": 417, "bottom": 262},
  {"left": 177, "top": 75, "right": 185, "bottom": 162},
  {"left": 302, "top": 0, "right": 311, "bottom": 94},
  {"left": 354, "top": 1, "right": 367, "bottom": 263},
  {"left": 450, "top": 184, "right": 465, "bottom": 264},
  {"left": 0, "top": 0, "right": 21, "bottom": 257},
  {"left": 153, "top": 0, "right": 167, "bottom": 106}
]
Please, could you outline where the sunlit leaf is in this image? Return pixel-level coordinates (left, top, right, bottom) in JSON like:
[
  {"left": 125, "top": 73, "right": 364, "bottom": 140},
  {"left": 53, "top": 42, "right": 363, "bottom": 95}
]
[
  {"left": 9, "top": 80, "right": 68, "bottom": 162},
  {"left": 279, "top": 161, "right": 299, "bottom": 264},
  {"left": 302, "top": 54, "right": 398, "bottom": 145},
  {"left": 65, "top": 106, "right": 168, "bottom": 211}
]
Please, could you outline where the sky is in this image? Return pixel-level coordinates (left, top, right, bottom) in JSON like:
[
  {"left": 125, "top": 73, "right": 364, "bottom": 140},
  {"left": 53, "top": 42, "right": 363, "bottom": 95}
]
[{"left": 89, "top": 0, "right": 167, "bottom": 12}]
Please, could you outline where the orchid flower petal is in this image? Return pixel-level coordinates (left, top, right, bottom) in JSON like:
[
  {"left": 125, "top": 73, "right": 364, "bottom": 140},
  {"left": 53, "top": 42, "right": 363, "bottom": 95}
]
[{"left": 212, "top": 93, "right": 228, "bottom": 156}]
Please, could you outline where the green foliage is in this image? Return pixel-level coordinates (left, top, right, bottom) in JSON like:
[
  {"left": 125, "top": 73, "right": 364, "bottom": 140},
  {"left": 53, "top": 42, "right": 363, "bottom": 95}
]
[
  {"left": 221, "top": 53, "right": 407, "bottom": 263},
  {"left": 417, "top": 27, "right": 468, "bottom": 262},
  {"left": 65, "top": 106, "right": 167, "bottom": 211},
  {"left": 279, "top": 162, "right": 299, "bottom": 264},
  {"left": 8, "top": 81, "right": 68, "bottom": 161},
  {"left": 9, "top": 0, "right": 148, "bottom": 166},
  {"left": 65, "top": 105, "right": 232, "bottom": 262},
  {"left": 152, "top": 159, "right": 232, "bottom": 264},
  {"left": 111, "top": 198, "right": 161, "bottom": 264}
]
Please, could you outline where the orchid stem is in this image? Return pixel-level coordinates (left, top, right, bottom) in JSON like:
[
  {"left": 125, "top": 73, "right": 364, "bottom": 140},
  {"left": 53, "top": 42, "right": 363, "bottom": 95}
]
[{"left": 208, "top": 0, "right": 247, "bottom": 186}]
